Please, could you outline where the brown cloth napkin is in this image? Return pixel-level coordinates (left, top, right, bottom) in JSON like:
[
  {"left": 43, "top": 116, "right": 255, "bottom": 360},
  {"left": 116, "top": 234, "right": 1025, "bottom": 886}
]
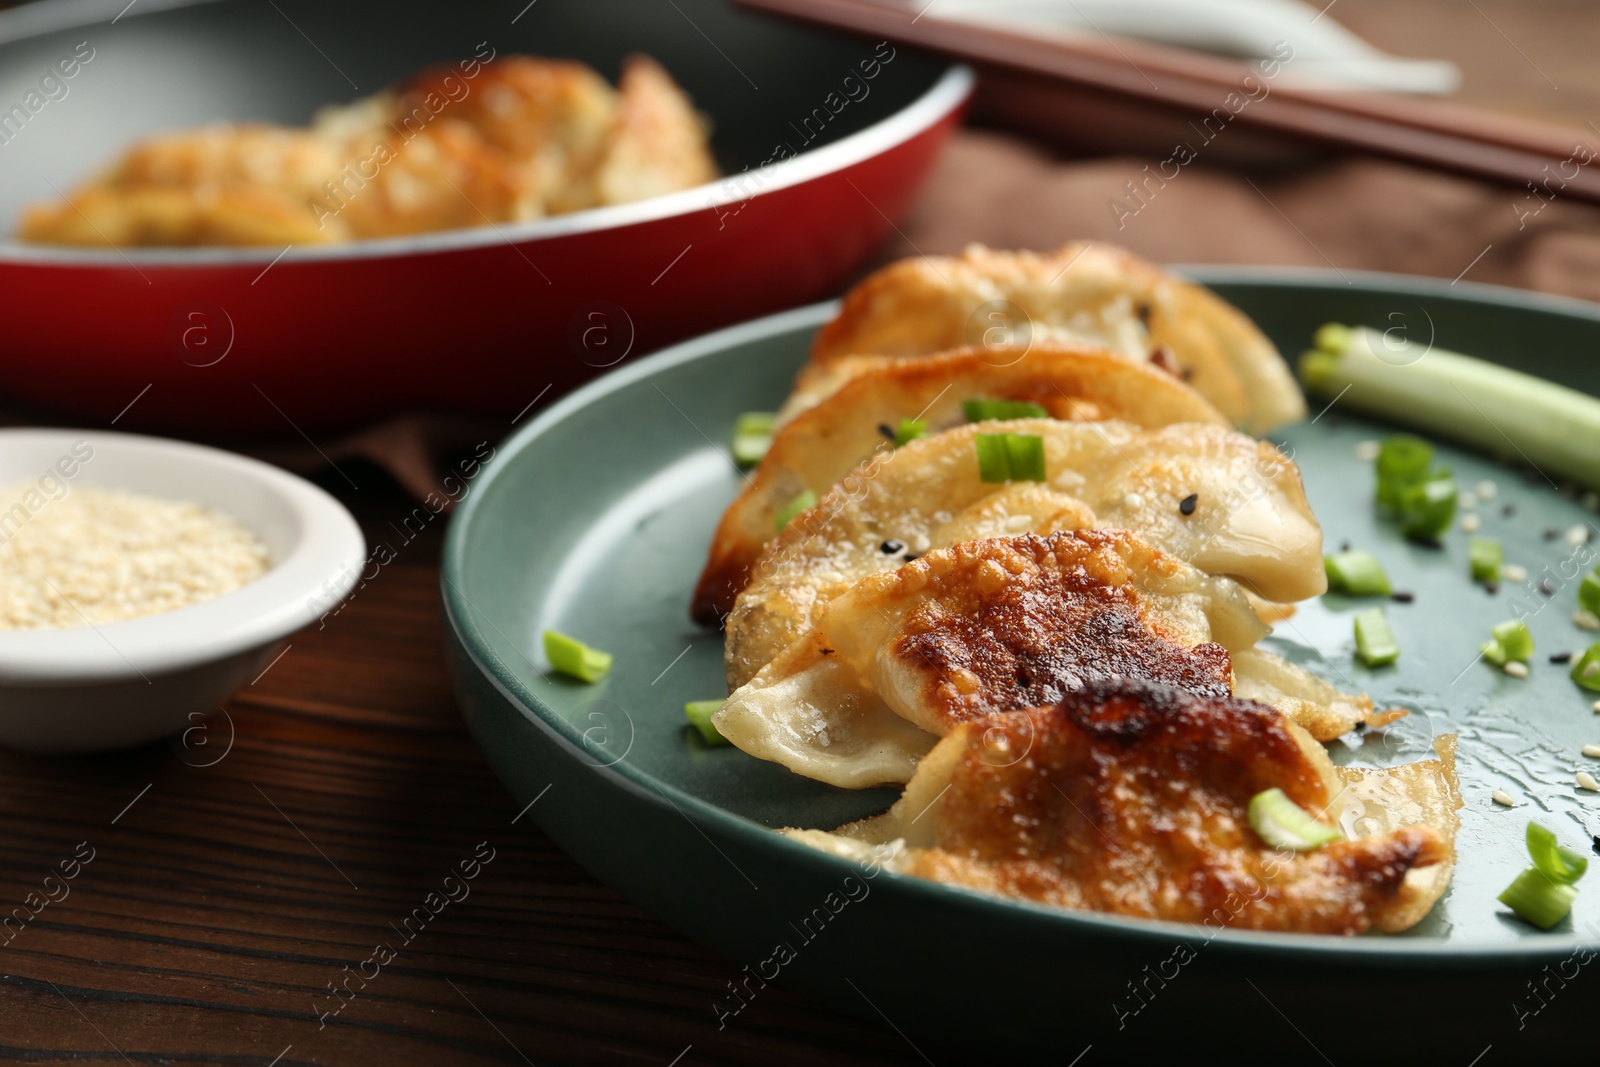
[{"left": 10, "top": 127, "right": 1600, "bottom": 498}]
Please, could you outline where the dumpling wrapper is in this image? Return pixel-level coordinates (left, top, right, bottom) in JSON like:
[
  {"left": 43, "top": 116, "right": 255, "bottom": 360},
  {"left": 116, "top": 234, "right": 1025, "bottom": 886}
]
[
  {"left": 805, "top": 241, "right": 1306, "bottom": 435},
  {"left": 716, "top": 531, "right": 1269, "bottom": 788},
  {"left": 724, "top": 418, "right": 1325, "bottom": 690},
  {"left": 691, "top": 343, "right": 1225, "bottom": 623},
  {"left": 786, "top": 678, "right": 1460, "bottom": 936}
]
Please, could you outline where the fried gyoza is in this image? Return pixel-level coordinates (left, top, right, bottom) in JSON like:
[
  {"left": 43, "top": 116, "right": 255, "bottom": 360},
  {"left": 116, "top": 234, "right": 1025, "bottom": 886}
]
[
  {"left": 716, "top": 531, "right": 1268, "bottom": 787},
  {"left": 788, "top": 679, "right": 1460, "bottom": 935},
  {"left": 17, "top": 55, "right": 715, "bottom": 246},
  {"left": 692, "top": 344, "right": 1227, "bottom": 623},
  {"left": 802, "top": 242, "right": 1305, "bottom": 434},
  {"left": 723, "top": 418, "right": 1325, "bottom": 690}
]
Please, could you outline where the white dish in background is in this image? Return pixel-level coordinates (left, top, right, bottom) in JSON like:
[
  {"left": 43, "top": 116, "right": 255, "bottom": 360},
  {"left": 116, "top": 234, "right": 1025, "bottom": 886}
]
[{"left": 0, "top": 429, "right": 363, "bottom": 753}]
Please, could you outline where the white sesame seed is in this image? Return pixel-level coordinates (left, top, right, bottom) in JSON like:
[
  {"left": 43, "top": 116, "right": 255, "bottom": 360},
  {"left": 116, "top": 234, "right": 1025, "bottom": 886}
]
[
  {"left": 1578, "top": 771, "right": 1600, "bottom": 792},
  {"left": 1593, "top": 699, "right": 1600, "bottom": 714},
  {"left": 1583, "top": 744, "right": 1600, "bottom": 759},
  {"left": 1461, "top": 513, "right": 1481, "bottom": 533},
  {"left": 1458, "top": 491, "right": 1479, "bottom": 510},
  {"left": 1476, "top": 480, "right": 1498, "bottom": 500},
  {"left": 1123, "top": 492, "right": 1145, "bottom": 509},
  {"left": 1576, "top": 610, "right": 1600, "bottom": 632},
  {"left": 1354, "top": 440, "right": 1380, "bottom": 462},
  {"left": 1503, "top": 660, "right": 1529, "bottom": 678},
  {"left": 1567, "top": 524, "right": 1590, "bottom": 547},
  {"left": 1492, "top": 789, "right": 1515, "bottom": 807},
  {"left": 1504, "top": 563, "right": 1528, "bottom": 583}
]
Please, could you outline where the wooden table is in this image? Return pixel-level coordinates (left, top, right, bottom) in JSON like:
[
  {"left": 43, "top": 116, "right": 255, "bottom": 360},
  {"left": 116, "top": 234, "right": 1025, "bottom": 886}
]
[{"left": 3, "top": 3, "right": 1596, "bottom": 1063}]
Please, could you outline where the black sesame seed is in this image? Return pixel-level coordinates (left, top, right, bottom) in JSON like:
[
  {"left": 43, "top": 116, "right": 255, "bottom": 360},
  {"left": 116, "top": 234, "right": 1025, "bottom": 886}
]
[
  {"left": 1544, "top": 527, "right": 1562, "bottom": 541},
  {"left": 903, "top": 553, "right": 921, "bottom": 562},
  {"left": 878, "top": 423, "right": 895, "bottom": 441},
  {"left": 1485, "top": 581, "right": 1500, "bottom": 595},
  {"left": 1502, "top": 503, "right": 1516, "bottom": 518},
  {"left": 1390, "top": 590, "right": 1415, "bottom": 603},
  {"left": 1550, "top": 651, "right": 1574, "bottom": 664},
  {"left": 1354, "top": 722, "right": 1368, "bottom": 733},
  {"left": 880, "top": 539, "right": 905, "bottom": 554},
  {"left": 1179, "top": 493, "right": 1198, "bottom": 516},
  {"left": 1540, "top": 578, "right": 1556, "bottom": 597},
  {"left": 1593, "top": 835, "right": 1600, "bottom": 858},
  {"left": 1339, "top": 540, "right": 1351, "bottom": 553}
]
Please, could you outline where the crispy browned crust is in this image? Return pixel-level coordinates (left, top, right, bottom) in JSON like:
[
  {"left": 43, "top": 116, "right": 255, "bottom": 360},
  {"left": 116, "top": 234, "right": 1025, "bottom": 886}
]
[
  {"left": 809, "top": 241, "right": 1306, "bottom": 434},
  {"left": 18, "top": 54, "right": 713, "bottom": 247},
  {"left": 900, "top": 680, "right": 1450, "bottom": 934},
  {"left": 690, "top": 344, "right": 1225, "bottom": 624}
]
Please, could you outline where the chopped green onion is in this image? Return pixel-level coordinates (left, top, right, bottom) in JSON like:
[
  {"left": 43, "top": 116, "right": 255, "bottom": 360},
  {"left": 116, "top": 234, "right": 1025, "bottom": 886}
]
[
  {"left": 892, "top": 417, "right": 928, "bottom": 447},
  {"left": 1469, "top": 538, "right": 1504, "bottom": 583},
  {"left": 1397, "top": 474, "right": 1458, "bottom": 543},
  {"left": 962, "top": 397, "right": 1049, "bottom": 422},
  {"left": 1572, "top": 643, "right": 1600, "bottom": 692},
  {"left": 1353, "top": 607, "right": 1399, "bottom": 667},
  {"left": 774, "top": 489, "right": 818, "bottom": 532},
  {"left": 1527, "top": 822, "right": 1588, "bottom": 886},
  {"left": 1499, "top": 868, "right": 1579, "bottom": 929},
  {"left": 975, "top": 433, "right": 1046, "bottom": 484},
  {"left": 1300, "top": 325, "right": 1600, "bottom": 492},
  {"left": 1248, "top": 788, "right": 1342, "bottom": 851},
  {"left": 1324, "top": 550, "right": 1391, "bottom": 596},
  {"left": 685, "top": 700, "right": 730, "bottom": 746},
  {"left": 1373, "top": 434, "right": 1435, "bottom": 511},
  {"left": 543, "top": 630, "right": 612, "bottom": 683},
  {"left": 731, "top": 411, "right": 776, "bottom": 467},
  {"left": 1579, "top": 571, "right": 1600, "bottom": 617},
  {"left": 1480, "top": 619, "right": 1534, "bottom": 667}
]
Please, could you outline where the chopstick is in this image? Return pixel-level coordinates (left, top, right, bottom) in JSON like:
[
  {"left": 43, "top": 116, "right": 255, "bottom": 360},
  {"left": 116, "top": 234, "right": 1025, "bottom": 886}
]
[{"left": 738, "top": 0, "right": 1600, "bottom": 205}]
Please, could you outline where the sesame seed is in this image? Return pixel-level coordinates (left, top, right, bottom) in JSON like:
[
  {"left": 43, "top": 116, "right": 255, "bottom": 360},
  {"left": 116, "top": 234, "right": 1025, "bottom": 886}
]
[
  {"left": 877, "top": 423, "right": 895, "bottom": 441},
  {"left": 1458, "top": 491, "right": 1478, "bottom": 510},
  {"left": 1568, "top": 525, "right": 1591, "bottom": 547},
  {"left": 1477, "top": 480, "right": 1498, "bottom": 500},
  {"left": 1551, "top": 651, "right": 1574, "bottom": 664},
  {"left": 1502, "top": 503, "right": 1517, "bottom": 518},
  {"left": 1540, "top": 578, "right": 1556, "bottom": 597},
  {"left": 1390, "top": 590, "right": 1415, "bottom": 604},
  {"left": 1584, "top": 744, "right": 1600, "bottom": 759},
  {"left": 1123, "top": 492, "right": 1145, "bottom": 509},
  {"left": 1576, "top": 610, "right": 1600, "bottom": 632},
  {"left": 1504, "top": 563, "right": 1528, "bottom": 583},
  {"left": 1578, "top": 771, "right": 1600, "bottom": 792},
  {"left": 1354, "top": 440, "right": 1380, "bottom": 462},
  {"left": 1593, "top": 699, "right": 1600, "bottom": 714},
  {"left": 1544, "top": 528, "right": 1563, "bottom": 541},
  {"left": 1485, "top": 581, "right": 1499, "bottom": 596},
  {"left": 1492, "top": 790, "right": 1515, "bottom": 807},
  {"left": 1461, "top": 513, "right": 1481, "bottom": 533},
  {"left": 1504, "top": 660, "right": 1529, "bottom": 678},
  {"left": 1178, "top": 493, "right": 1198, "bottom": 516},
  {"left": 880, "top": 540, "right": 905, "bottom": 554},
  {"left": 1339, "top": 540, "right": 1351, "bottom": 553}
]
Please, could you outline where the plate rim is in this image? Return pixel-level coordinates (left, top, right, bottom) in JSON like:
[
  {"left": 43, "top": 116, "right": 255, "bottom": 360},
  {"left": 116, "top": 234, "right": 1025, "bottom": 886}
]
[{"left": 444, "top": 266, "right": 1600, "bottom": 962}]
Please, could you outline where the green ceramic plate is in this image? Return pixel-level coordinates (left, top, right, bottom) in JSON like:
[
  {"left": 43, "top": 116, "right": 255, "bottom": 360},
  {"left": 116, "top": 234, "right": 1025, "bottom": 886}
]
[{"left": 444, "top": 269, "right": 1600, "bottom": 1059}]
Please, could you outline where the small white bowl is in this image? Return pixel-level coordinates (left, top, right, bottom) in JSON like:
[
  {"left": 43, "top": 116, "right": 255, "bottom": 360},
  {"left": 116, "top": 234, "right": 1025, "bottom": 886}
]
[{"left": 0, "top": 429, "right": 364, "bottom": 753}]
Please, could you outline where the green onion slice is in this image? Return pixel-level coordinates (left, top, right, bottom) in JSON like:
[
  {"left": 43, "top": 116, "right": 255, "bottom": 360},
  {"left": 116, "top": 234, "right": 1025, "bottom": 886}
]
[
  {"left": 1579, "top": 571, "right": 1600, "bottom": 617},
  {"left": 1571, "top": 644, "right": 1600, "bottom": 692},
  {"left": 893, "top": 417, "right": 928, "bottom": 447},
  {"left": 1469, "top": 538, "right": 1504, "bottom": 583},
  {"left": 543, "top": 630, "right": 612, "bottom": 683},
  {"left": 1527, "top": 822, "right": 1588, "bottom": 886},
  {"left": 685, "top": 700, "right": 730, "bottom": 746},
  {"left": 1491, "top": 619, "right": 1534, "bottom": 663},
  {"left": 774, "top": 489, "right": 818, "bottom": 532},
  {"left": 731, "top": 411, "right": 776, "bottom": 467},
  {"left": 1248, "top": 788, "right": 1342, "bottom": 851},
  {"left": 1499, "top": 867, "right": 1580, "bottom": 930},
  {"left": 1324, "top": 549, "right": 1391, "bottom": 596},
  {"left": 1398, "top": 474, "right": 1458, "bottom": 542},
  {"left": 975, "top": 433, "right": 1047, "bottom": 484},
  {"left": 1373, "top": 434, "right": 1435, "bottom": 510},
  {"left": 1353, "top": 607, "right": 1400, "bottom": 667},
  {"left": 962, "top": 397, "right": 1048, "bottom": 422}
]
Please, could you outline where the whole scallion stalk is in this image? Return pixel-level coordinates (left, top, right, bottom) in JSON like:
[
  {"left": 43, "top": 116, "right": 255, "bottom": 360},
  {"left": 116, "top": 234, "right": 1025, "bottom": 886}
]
[{"left": 1301, "top": 325, "right": 1600, "bottom": 489}]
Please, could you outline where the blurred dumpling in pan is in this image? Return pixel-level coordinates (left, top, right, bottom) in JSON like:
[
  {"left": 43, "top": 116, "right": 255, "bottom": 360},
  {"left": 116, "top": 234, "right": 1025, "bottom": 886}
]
[
  {"left": 692, "top": 344, "right": 1226, "bottom": 623},
  {"left": 722, "top": 418, "right": 1324, "bottom": 689},
  {"left": 715, "top": 531, "right": 1268, "bottom": 787},
  {"left": 805, "top": 241, "right": 1306, "bottom": 434},
  {"left": 787, "top": 678, "right": 1460, "bottom": 935}
]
